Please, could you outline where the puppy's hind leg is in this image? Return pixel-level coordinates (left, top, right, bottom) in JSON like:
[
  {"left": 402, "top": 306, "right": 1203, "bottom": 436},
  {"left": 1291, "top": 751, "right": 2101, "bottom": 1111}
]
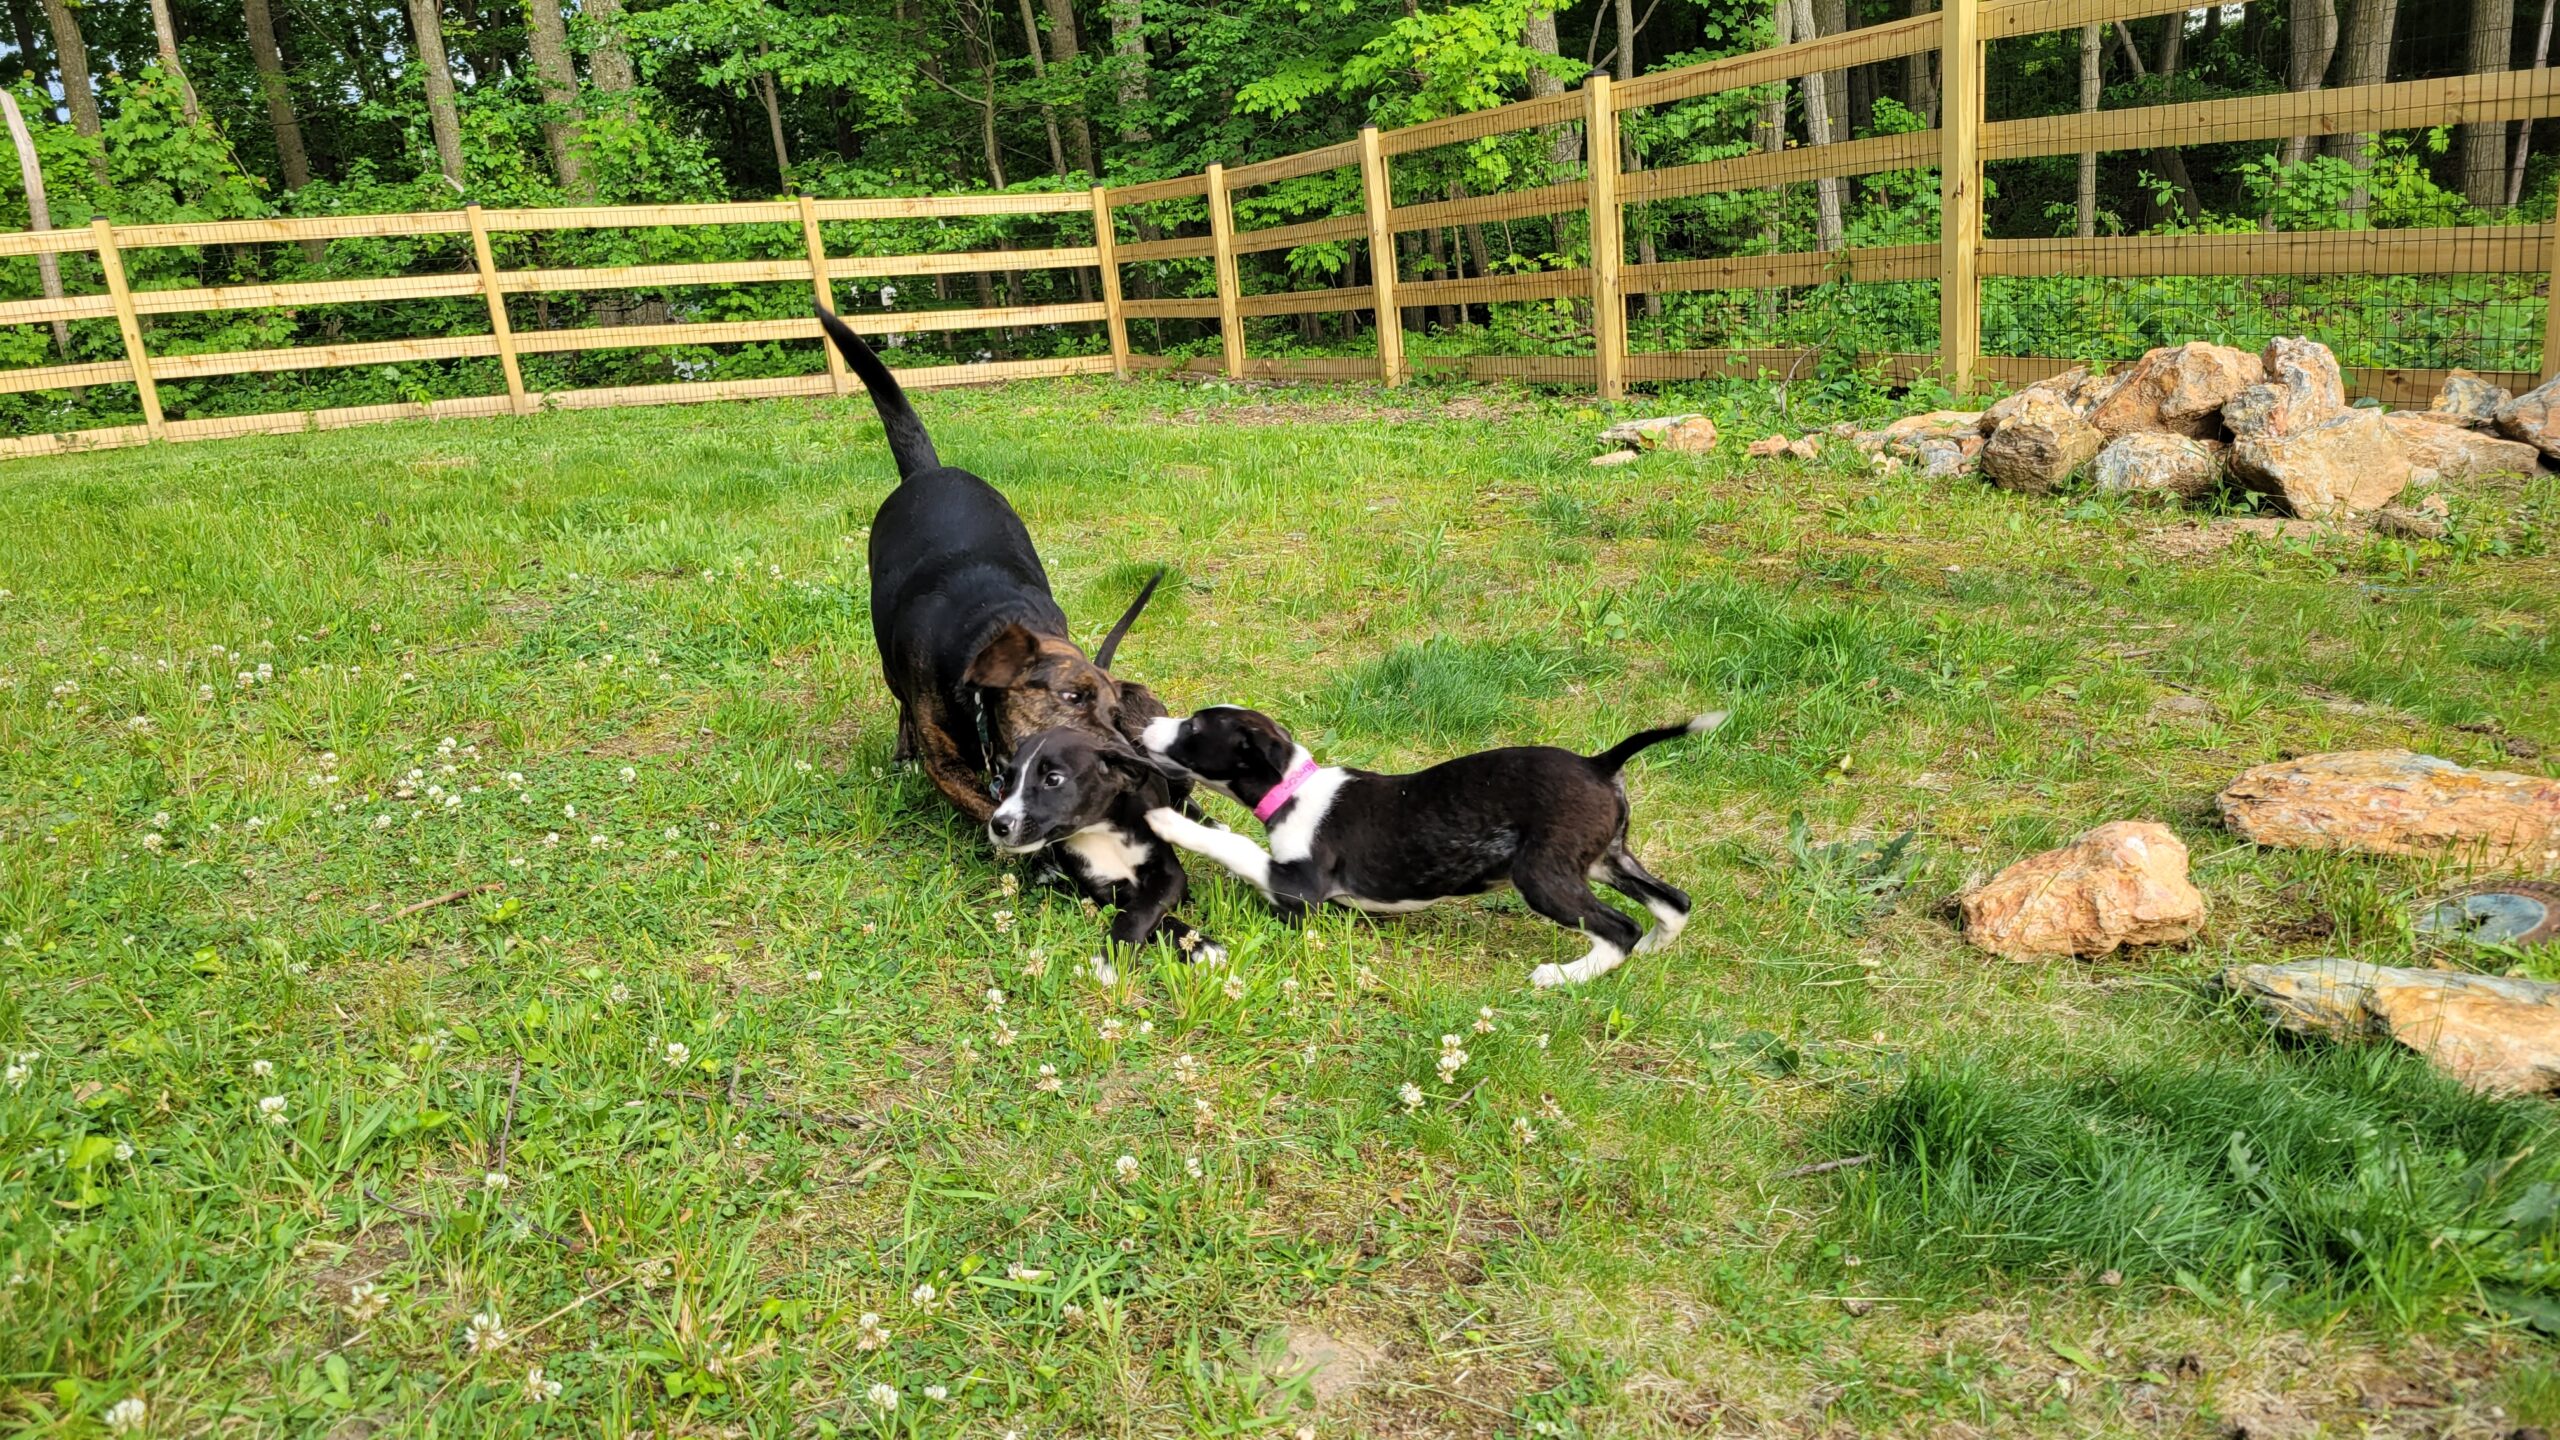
[
  {"left": 1516, "top": 864, "right": 1644, "bottom": 988},
  {"left": 1601, "top": 846, "right": 1692, "bottom": 953}
]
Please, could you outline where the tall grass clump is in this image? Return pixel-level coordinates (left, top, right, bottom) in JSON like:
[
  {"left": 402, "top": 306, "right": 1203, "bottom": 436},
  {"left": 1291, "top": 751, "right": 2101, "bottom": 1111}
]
[
  {"left": 1314, "top": 636, "right": 1607, "bottom": 746},
  {"left": 1825, "top": 1046, "right": 2560, "bottom": 1327}
]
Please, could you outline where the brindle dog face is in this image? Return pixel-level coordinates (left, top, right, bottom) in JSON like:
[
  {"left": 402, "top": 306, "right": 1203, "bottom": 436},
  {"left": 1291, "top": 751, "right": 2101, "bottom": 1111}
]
[{"left": 964, "top": 623, "right": 1127, "bottom": 746}]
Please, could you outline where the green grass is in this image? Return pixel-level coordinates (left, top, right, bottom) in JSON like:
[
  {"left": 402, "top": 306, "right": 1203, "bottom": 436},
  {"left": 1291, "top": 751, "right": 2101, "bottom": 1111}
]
[{"left": 2, "top": 374, "right": 2557, "bottom": 1437}]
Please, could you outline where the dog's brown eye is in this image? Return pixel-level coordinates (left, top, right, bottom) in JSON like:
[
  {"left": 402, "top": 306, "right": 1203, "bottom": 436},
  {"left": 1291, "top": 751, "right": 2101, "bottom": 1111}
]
[{"left": 1063, "top": 689, "right": 1089, "bottom": 706}]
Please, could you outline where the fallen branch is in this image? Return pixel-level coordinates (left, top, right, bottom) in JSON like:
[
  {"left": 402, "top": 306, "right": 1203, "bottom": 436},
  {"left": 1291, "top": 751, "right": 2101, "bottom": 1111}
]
[
  {"left": 363, "top": 1187, "right": 434, "bottom": 1222},
  {"left": 1774, "top": 1153, "right": 1874, "bottom": 1181},
  {"left": 383, "top": 883, "right": 500, "bottom": 923}
]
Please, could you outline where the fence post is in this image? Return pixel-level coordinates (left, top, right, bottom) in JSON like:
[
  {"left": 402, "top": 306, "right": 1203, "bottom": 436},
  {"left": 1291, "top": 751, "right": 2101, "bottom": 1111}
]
[
  {"left": 1205, "top": 162, "right": 1246, "bottom": 379},
  {"left": 2543, "top": 183, "right": 2560, "bottom": 382},
  {"left": 797, "top": 196, "right": 852, "bottom": 396},
  {"left": 91, "top": 219, "right": 164, "bottom": 440},
  {"left": 466, "top": 204, "right": 533, "bottom": 415},
  {"left": 1938, "top": 0, "right": 1985, "bottom": 394},
  {"left": 1090, "top": 185, "right": 1132, "bottom": 380},
  {"left": 1357, "top": 125, "right": 1406, "bottom": 388},
  {"left": 1584, "top": 73, "right": 1626, "bottom": 401}
]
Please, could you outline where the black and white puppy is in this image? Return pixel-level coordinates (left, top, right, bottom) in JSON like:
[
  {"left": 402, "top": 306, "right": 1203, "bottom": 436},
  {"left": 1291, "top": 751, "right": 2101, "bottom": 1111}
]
[
  {"left": 1138, "top": 706, "right": 1721, "bottom": 987},
  {"left": 988, "top": 726, "right": 1220, "bottom": 962}
]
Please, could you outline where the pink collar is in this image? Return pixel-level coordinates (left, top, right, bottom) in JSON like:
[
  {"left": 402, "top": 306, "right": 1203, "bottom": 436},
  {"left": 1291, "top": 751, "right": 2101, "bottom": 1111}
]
[{"left": 1253, "top": 757, "right": 1318, "bottom": 823}]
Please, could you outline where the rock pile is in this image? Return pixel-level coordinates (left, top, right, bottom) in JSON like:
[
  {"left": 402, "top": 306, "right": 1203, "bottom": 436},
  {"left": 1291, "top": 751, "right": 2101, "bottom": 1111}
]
[
  {"left": 2224, "top": 958, "right": 2560, "bottom": 1095},
  {"left": 2217, "top": 749, "right": 2560, "bottom": 867}
]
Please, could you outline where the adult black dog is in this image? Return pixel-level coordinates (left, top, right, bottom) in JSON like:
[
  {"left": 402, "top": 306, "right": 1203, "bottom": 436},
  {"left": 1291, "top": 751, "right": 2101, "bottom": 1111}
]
[{"left": 819, "top": 308, "right": 1173, "bottom": 827}]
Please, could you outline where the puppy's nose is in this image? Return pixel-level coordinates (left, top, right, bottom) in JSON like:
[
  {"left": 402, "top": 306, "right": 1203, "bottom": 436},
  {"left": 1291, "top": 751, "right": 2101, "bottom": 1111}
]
[{"left": 988, "top": 813, "right": 1021, "bottom": 845}]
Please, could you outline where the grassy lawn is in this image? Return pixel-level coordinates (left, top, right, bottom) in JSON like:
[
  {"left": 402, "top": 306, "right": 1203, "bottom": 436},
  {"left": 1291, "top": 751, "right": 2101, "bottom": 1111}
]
[{"left": 3, "top": 376, "right": 2557, "bottom": 1438}]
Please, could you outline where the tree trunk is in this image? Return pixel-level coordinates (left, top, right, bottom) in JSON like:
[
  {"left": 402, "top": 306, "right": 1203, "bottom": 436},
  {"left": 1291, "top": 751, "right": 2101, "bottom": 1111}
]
[
  {"left": 1611, "top": 0, "right": 1661, "bottom": 316},
  {"left": 1757, "top": 0, "right": 1791, "bottom": 256},
  {"left": 2076, "top": 22, "right": 2100, "bottom": 238},
  {"left": 244, "top": 0, "right": 313, "bottom": 190},
  {"left": 2509, "top": 0, "right": 2557, "bottom": 204},
  {"left": 1814, "top": 0, "right": 1849, "bottom": 142},
  {"left": 1905, "top": 0, "right": 1938, "bottom": 126},
  {"left": 406, "top": 0, "right": 467, "bottom": 190},
  {"left": 1423, "top": 223, "right": 1454, "bottom": 328},
  {"left": 1016, "top": 0, "right": 1071, "bottom": 177},
  {"left": 974, "top": 31, "right": 1007, "bottom": 187},
  {"left": 522, "top": 0, "right": 591, "bottom": 198},
  {"left": 2112, "top": 21, "right": 2199, "bottom": 220},
  {"left": 586, "top": 0, "right": 638, "bottom": 96},
  {"left": 1110, "top": 0, "right": 1149, "bottom": 143},
  {"left": 1042, "top": 0, "right": 1096, "bottom": 174},
  {"left": 2327, "top": 0, "right": 2398, "bottom": 205},
  {"left": 147, "top": 0, "right": 203, "bottom": 125},
  {"left": 1399, "top": 232, "right": 1425, "bottom": 331},
  {"left": 2282, "top": 0, "right": 2339, "bottom": 165},
  {"left": 36, "top": 0, "right": 105, "bottom": 184},
  {"left": 7, "top": 0, "right": 42, "bottom": 90},
  {"left": 1525, "top": 0, "right": 1581, "bottom": 170},
  {"left": 2463, "top": 0, "right": 2518, "bottom": 202},
  {"left": 0, "top": 88, "right": 71, "bottom": 359},
  {"left": 756, "top": 51, "right": 791, "bottom": 183},
  {"left": 1792, "top": 0, "right": 1844, "bottom": 250}
]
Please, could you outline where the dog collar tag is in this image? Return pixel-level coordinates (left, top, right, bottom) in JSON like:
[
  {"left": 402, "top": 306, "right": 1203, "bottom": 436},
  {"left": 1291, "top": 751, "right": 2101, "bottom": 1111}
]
[{"left": 1253, "top": 757, "right": 1319, "bottom": 824}]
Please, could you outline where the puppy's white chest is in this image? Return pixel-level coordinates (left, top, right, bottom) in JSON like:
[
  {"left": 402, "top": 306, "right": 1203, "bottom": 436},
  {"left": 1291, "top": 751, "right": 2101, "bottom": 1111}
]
[{"left": 1063, "top": 824, "right": 1152, "bottom": 885}]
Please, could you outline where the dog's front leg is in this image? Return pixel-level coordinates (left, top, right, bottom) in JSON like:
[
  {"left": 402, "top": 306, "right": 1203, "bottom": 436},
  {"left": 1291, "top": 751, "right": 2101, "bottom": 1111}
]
[
  {"left": 1143, "top": 807, "right": 1273, "bottom": 894},
  {"left": 914, "top": 718, "right": 999, "bottom": 824}
]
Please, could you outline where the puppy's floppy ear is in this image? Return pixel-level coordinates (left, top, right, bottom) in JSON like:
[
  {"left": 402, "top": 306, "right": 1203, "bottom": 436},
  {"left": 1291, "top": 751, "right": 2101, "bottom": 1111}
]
[
  {"left": 1110, "top": 678, "right": 1168, "bottom": 742},
  {"left": 1100, "top": 742, "right": 1177, "bottom": 803},
  {"left": 1237, "top": 711, "right": 1296, "bottom": 777},
  {"left": 964, "top": 623, "right": 1043, "bottom": 689}
]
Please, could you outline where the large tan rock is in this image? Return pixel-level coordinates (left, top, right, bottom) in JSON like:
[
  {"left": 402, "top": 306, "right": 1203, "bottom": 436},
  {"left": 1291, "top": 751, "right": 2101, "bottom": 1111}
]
[
  {"left": 1960, "top": 820, "right": 2206, "bottom": 960},
  {"left": 2092, "top": 432, "right": 2223, "bottom": 500},
  {"left": 2084, "top": 342, "right": 2265, "bottom": 438},
  {"left": 1600, "top": 413, "right": 1718, "bottom": 454},
  {"left": 2218, "top": 749, "right": 2560, "bottom": 867},
  {"left": 2381, "top": 412, "right": 2542, "bottom": 483},
  {"left": 1981, "top": 392, "right": 2104, "bottom": 493},
  {"left": 2229, "top": 406, "right": 2411, "bottom": 517},
  {"left": 2224, "top": 958, "right": 2560, "bottom": 1095},
  {"left": 2426, "top": 369, "right": 2510, "bottom": 430},
  {"left": 2495, "top": 373, "right": 2560, "bottom": 460},
  {"left": 1978, "top": 367, "right": 2108, "bottom": 434},
  {"left": 2224, "top": 336, "right": 2347, "bottom": 440}
]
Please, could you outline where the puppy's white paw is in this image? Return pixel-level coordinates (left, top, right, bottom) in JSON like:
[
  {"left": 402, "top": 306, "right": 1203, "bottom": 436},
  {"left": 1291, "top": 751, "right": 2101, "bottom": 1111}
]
[
  {"left": 1085, "top": 954, "right": 1118, "bottom": 986},
  {"left": 1142, "top": 807, "right": 1184, "bottom": 839},
  {"left": 1190, "top": 941, "right": 1228, "bottom": 968},
  {"left": 1529, "top": 963, "right": 1570, "bottom": 989}
]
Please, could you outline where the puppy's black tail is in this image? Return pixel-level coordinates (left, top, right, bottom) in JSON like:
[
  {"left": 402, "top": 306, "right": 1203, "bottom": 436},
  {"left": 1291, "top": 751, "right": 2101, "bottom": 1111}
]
[
  {"left": 1093, "top": 567, "right": 1165, "bottom": 670},
  {"left": 818, "top": 307, "right": 940, "bottom": 482},
  {"left": 1589, "top": 711, "right": 1728, "bottom": 774}
]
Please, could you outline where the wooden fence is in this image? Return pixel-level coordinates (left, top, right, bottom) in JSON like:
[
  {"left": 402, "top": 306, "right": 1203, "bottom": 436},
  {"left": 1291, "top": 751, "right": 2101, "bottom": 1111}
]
[{"left": 7, "top": 0, "right": 2560, "bottom": 460}]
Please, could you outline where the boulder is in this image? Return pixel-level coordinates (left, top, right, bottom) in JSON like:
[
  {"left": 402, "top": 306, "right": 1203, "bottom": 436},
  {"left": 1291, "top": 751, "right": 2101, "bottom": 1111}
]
[
  {"left": 1589, "top": 449, "right": 1640, "bottom": 467},
  {"left": 1786, "top": 436, "right": 1821, "bottom": 461},
  {"left": 2426, "top": 369, "right": 2510, "bottom": 430},
  {"left": 1882, "top": 409, "right": 1984, "bottom": 442},
  {"left": 2229, "top": 406, "right": 2411, "bottom": 517},
  {"left": 2496, "top": 374, "right": 2560, "bottom": 460},
  {"left": 2224, "top": 337, "right": 2347, "bottom": 440},
  {"left": 1914, "top": 437, "right": 1974, "bottom": 478},
  {"left": 2382, "top": 411, "right": 2542, "bottom": 482},
  {"left": 1978, "top": 366, "right": 2103, "bottom": 434},
  {"left": 2083, "top": 342, "right": 2265, "bottom": 439},
  {"left": 2217, "top": 749, "right": 2560, "bottom": 867},
  {"left": 2091, "top": 432, "right": 2223, "bottom": 500},
  {"left": 1745, "top": 434, "right": 1791, "bottom": 459},
  {"left": 1600, "top": 413, "right": 1718, "bottom": 454},
  {"left": 1959, "top": 820, "right": 2207, "bottom": 960},
  {"left": 2224, "top": 958, "right": 2560, "bottom": 1095},
  {"left": 1981, "top": 392, "right": 2104, "bottom": 493},
  {"left": 2371, "top": 492, "right": 2451, "bottom": 540}
]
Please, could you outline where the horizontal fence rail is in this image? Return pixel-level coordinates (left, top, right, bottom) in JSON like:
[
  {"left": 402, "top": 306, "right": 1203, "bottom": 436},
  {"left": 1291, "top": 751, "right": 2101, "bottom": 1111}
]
[{"left": 8, "top": 0, "right": 2560, "bottom": 458}]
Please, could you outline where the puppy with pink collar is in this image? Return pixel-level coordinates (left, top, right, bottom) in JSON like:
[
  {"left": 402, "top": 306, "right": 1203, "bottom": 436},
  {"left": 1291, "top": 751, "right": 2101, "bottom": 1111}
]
[{"left": 1138, "top": 705, "right": 1722, "bottom": 987}]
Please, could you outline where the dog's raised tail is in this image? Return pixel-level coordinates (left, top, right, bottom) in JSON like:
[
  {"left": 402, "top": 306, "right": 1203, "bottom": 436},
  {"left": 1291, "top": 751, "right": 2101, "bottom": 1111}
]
[
  {"left": 1589, "top": 710, "right": 1728, "bottom": 774},
  {"left": 1093, "top": 567, "right": 1165, "bottom": 670},
  {"left": 818, "top": 307, "right": 939, "bottom": 481}
]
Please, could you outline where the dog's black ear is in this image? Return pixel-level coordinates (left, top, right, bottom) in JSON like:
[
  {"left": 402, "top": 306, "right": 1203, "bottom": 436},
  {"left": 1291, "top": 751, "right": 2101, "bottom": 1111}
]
[
  {"left": 1111, "top": 678, "right": 1167, "bottom": 743},
  {"left": 965, "top": 624, "right": 1044, "bottom": 689},
  {"left": 1099, "top": 743, "right": 1172, "bottom": 800},
  {"left": 1238, "top": 712, "right": 1295, "bottom": 777}
]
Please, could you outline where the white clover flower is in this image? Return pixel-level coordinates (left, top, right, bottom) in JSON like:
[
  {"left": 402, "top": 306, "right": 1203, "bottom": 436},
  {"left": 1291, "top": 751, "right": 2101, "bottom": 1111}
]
[
  {"left": 803, "top": 969, "right": 823, "bottom": 983},
  {"left": 103, "top": 1397, "right": 145, "bottom": 1434},
  {"left": 910, "top": 1281, "right": 939, "bottom": 1309},
  {"left": 140, "top": 833, "right": 165, "bottom": 853},
  {"left": 855, "top": 1311, "right": 890, "bottom": 1350},
  {"left": 1185, "top": 1154, "right": 1204, "bottom": 1180},
  {"left": 1006, "top": 1263, "right": 1047, "bottom": 1282},
  {"left": 619, "top": 766, "right": 636, "bottom": 783},
  {"left": 464, "top": 1310, "right": 510, "bottom": 1354},
  {"left": 344, "top": 1280, "right": 386, "bottom": 1322},
  {"left": 1114, "top": 1154, "right": 1139, "bottom": 1180},
  {"left": 505, "top": 772, "right": 525, "bottom": 787},
  {"left": 1097, "top": 1017, "right": 1124, "bottom": 1044},
  {"left": 588, "top": 834, "right": 609, "bottom": 848},
  {"left": 1060, "top": 1302, "right": 1085, "bottom": 1324},
  {"left": 1534, "top": 1032, "right": 1551, "bottom": 1051},
  {"left": 990, "top": 909, "right": 1015, "bottom": 934},
  {"left": 660, "top": 1040, "right": 691, "bottom": 1069},
  {"left": 125, "top": 714, "right": 152, "bottom": 732},
  {"left": 1512, "top": 1116, "right": 1539, "bottom": 1146},
  {"left": 993, "top": 1023, "right": 1019, "bottom": 1048},
  {"left": 923, "top": 1383, "right": 949, "bottom": 1402},
  {"left": 999, "top": 872, "right": 1020, "bottom": 897},
  {"left": 1474, "top": 1006, "right": 1497, "bottom": 1035},
  {"left": 866, "top": 1382, "right": 899, "bottom": 1414},
  {"left": 252, "top": 1060, "right": 276, "bottom": 1083},
  {"left": 1171, "top": 1053, "right": 1200, "bottom": 1083},
  {"left": 1034, "top": 1064, "right": 1061, "bottom": 1093},
  {"left": 1398, "top": 1082, "right": 1424, "bottom": 1111},
  {"left": 1192, "top": 1097, "right": 1214, "bottom": 1134},
  {"left": 664, "top": 827, "right": 681, "bottom": 841},
  {"left": 607, "top": 983, "right": 630, "bottom": 1006},
  {"left": 258, "top": 1094, "right": 288, "bottom": 1125},
  {"left": 196, "top": 684, "right": 214, "bottom": 701},
  {"left": 4, "top": 1056, "right": 30, "bottom": 1090},
  {"left": 113, "top": 1140, "right": 134, "bottom": 1162},
  {"left": 523, "top": 1366, "right": 561, "bottom": 1402},
  {"left": 983, "top": 986, "right": 1005, "bottom": 1012},
  {"left": 483, "top": 1171, "right": 510, "bottom": 1193},
  {"left": 1354, "top": 964, "right": 1378, "bottom": 990},
  {"left": 1281, "top": 977, "right": 1300, "bottom": 998},
  {"left": 1221, "top": 974, "right": 1246, "bottom": 1002},
  {"left": 1022, "top": 949, "right": 1051, "bottom": 979},
  {"left": 373, "top": 814, "right": 395, "bottom": 830},
  {"left": 562, "top": 803, "right": 576, "bottom": 819}
]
